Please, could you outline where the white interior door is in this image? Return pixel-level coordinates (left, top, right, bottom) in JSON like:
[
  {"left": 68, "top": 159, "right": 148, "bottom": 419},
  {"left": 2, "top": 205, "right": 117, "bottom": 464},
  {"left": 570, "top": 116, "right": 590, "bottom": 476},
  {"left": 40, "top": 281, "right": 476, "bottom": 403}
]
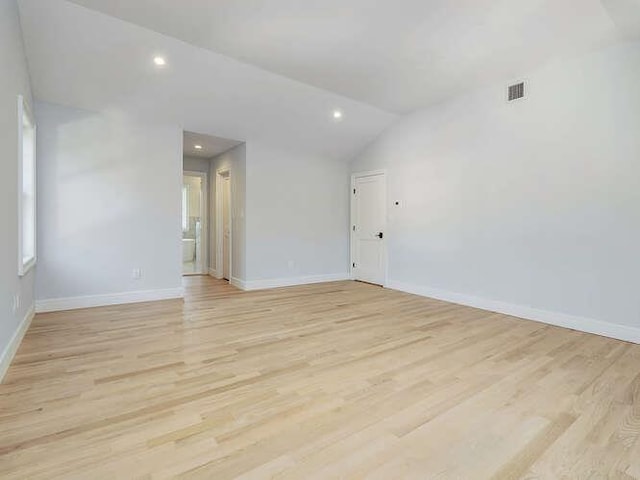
[
  {"left": 351, "top": 172, "right": 386, "bottom": 285},
  {"left": 222, "top": 175, "right": 231, "bottom": 280}
]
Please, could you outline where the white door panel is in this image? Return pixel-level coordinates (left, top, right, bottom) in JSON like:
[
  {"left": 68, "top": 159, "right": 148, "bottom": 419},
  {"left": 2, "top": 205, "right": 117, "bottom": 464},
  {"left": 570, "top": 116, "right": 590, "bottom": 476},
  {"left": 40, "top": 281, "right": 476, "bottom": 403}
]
[{"left": 352, "top": 173, "right": 386, "bottom": 285}]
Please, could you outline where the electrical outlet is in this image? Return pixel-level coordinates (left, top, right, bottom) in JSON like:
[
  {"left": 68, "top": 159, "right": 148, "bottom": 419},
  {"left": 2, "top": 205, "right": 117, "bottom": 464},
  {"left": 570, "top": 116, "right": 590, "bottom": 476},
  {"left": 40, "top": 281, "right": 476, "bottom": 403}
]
[{"left": 132, "top": 268, "right": 142, "bottom": 280}]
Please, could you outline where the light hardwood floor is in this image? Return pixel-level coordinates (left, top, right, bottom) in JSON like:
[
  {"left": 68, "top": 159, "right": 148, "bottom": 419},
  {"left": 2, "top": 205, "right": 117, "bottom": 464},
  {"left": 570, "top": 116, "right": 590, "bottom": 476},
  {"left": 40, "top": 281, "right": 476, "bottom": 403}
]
[{"left": 1, "top": 277, "right": 639, "bottom": 479}]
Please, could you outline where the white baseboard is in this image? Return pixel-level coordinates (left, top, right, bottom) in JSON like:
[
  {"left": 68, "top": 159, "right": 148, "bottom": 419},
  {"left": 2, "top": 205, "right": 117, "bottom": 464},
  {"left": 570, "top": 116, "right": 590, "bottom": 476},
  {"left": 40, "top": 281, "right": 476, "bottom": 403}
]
[
  {"left": 229, "top": 277, "right": 246, "bottom": 290},
  {"left": 0, "top": 305, "right": 35, "bottom": 383},
  {"left": 240, "top": 273, "right": 350, "bottom": 291},
  {"left": 386, "top": 280, "right": 640, "bottom": 344},
  {"left": 35, "top": 287, "right": 184, "bottom": 313}
]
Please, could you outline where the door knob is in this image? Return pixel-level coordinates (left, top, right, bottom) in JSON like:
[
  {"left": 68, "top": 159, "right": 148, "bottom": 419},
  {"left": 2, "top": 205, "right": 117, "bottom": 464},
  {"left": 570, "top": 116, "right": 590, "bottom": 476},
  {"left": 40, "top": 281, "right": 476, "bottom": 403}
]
[{"left": 376, "top": 232, "right": 384, "bottom": 239}]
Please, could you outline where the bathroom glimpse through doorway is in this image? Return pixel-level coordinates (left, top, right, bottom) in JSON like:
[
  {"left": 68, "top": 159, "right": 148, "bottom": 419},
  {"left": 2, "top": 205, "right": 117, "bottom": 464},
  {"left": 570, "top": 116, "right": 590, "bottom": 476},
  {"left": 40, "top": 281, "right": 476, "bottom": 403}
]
[{"left": 182, "top": 171, "right": 208, "bottom": 275}]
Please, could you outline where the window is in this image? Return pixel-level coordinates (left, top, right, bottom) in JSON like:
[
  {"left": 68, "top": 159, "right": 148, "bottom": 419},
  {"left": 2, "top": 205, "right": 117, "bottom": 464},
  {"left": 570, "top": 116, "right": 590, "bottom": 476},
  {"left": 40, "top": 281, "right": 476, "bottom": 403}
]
[
  {"left": 18, "top": 95, "right": 36, "bottom": 276},
  {"left": 182, "top": 184, "right": 189, "bottom": 232}
]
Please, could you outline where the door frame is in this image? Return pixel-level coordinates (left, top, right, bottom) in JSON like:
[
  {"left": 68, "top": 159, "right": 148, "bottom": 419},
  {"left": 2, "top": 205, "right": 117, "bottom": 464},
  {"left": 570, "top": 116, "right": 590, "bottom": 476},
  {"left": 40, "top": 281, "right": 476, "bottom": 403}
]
[
  {"left": 350, "top": 169, "right": 388, "bottom": 286},
  {"left": 215, "top": 168, "right": 232, "bottom": 280},
  {"left": 183, "top": 170, "right": 208, "bottom": 275}
]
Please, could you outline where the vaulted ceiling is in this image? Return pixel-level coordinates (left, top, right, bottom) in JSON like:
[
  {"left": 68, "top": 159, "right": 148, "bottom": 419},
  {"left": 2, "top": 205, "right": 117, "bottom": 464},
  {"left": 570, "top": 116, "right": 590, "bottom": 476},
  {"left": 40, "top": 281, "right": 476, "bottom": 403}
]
[
  {"left": 17, "top": 0, "right": 396, "bottom": 161},
  {"left": 16, "top": 0, "right": 640, "bottom": 161},
  {"left": 66, "top": 0, "right": 639, "bottom": 113}
]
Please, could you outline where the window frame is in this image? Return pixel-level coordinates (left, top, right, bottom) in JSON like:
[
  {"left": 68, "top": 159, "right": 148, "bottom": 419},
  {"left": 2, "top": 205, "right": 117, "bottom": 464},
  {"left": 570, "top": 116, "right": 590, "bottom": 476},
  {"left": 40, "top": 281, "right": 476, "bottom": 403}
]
[{"left": 17, "top": 95, "right": 36, "bottom": 277}]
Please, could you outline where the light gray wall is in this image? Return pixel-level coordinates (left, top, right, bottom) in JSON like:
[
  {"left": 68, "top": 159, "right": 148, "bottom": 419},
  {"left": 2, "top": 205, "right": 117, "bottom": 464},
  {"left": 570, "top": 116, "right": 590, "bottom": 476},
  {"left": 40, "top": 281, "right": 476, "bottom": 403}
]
[
  {"left": 209, "top": 144, "right": 246, "bottom": 280},
  {"left": 35, "top": 102, "right": 183, "bottom": 301},
  {"left": 245, "top": 142, "right": 350, "bottom": 281},
  {"left": 0, "top": 0, "right": 35, "bottom": 365},
  {"left": 208, "top": 141, "right": 350, "bottom": 284},
  {"left": 351, "top": 41, "right": 640, "bottom": 331}
]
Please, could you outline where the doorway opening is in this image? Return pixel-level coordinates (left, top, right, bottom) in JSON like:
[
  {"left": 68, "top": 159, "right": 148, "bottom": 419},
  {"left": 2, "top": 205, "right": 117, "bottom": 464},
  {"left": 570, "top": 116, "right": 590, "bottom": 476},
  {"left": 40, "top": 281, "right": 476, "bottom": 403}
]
[
  {"left": 350, "top": 170, "right": 387, "bottom": 286},
  {"left": 182, "top": 130, "right": 243, "bottom": 280},
  {"left": 182, "top": 171, "right": 207, "bottom": 275},
  {"left": 215, "top": 169, "right": 232, "bottom": 281}
]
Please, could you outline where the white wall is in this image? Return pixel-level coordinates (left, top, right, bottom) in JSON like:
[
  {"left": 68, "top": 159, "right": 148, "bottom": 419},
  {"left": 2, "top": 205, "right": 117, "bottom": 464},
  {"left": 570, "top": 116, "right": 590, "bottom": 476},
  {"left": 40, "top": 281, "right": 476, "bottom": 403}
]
[
  {"left": 35, "top": 102, "right": 183, "bottom": 308},
  {"left": 351, "top": 41, "right": 640, "bottom": 338},
  {"left": 208, "top": 141, "right": 350, "bottom": 288},
  {"left": 209, "top": 144, "right": 246, "bottom": 281},
  {"left": 184, "top": 114, "right": 351, "bottom": 291},
  {"left": 245, "top": 142, "right": 350, "bottom": 286},
  {"left": 0, "top": 0, "right": 35, "bottom": 376}
]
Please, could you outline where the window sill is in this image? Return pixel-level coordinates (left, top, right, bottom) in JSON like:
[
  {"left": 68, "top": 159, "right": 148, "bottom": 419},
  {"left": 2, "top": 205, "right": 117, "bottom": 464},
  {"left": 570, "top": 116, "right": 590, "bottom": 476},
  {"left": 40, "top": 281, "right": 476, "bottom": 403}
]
[{"left": 19, "top": 257, "right": 36, "bottom": 277}]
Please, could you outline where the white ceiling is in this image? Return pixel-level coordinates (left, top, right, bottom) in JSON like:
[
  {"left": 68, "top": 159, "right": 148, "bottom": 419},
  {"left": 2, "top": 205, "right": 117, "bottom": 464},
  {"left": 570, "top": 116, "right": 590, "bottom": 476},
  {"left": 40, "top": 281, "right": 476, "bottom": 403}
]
[
  {"left": 183, "top": 131, "right": 242, "bottom": 159},
  {"left": 65, "top": 0, "right": 639, "bottom": 113},
  {"left": 17, "top": 0, "right": 396, "bottom": 162}
]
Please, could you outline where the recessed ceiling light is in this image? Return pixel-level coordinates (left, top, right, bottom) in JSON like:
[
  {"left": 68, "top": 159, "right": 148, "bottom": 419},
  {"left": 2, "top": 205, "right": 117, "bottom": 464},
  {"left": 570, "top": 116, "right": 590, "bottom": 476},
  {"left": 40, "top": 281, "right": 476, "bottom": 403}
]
[
  {"left": 194, "top": 145, "right": 202, "bottom": 150},
  {"left": 333, "top": 110, "right": 343, "bottom": 120},
  {"left": 153, "top": 56, "right": 166, "bottom": 67}
]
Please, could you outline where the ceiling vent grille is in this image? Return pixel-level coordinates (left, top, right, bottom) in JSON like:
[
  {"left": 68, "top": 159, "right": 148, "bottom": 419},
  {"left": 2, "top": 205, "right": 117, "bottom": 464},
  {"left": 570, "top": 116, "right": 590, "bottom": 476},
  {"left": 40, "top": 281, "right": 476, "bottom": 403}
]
[{"left": 508, "top": 82, "right": 525, "bottom": 101}]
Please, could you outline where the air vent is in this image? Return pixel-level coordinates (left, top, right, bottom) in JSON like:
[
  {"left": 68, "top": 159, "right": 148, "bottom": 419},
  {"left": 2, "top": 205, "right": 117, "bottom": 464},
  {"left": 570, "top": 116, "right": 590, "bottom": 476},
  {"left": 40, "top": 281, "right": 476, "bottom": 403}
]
[{"left": 508, "top": 82, "right": 525, "bottom": 101}]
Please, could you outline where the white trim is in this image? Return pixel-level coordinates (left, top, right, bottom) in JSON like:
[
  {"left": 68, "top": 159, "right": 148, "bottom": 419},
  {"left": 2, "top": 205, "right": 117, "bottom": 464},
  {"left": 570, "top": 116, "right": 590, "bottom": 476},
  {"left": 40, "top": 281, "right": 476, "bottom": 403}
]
[
  {"left": 183, "top": 170, "right": 208, "bottom": 275},
  {"left": 240, "top": 273, "right": 350, "bottom": 291},
  {"left": 387, "top": 280, "right": 640, "bottom": 345},
  {"left": 229, "top": 276, "right": 246, "bottom": 290},
  {"left": 35, "top": 287, "right": 184, "bottom": 313},
  {"left": 17, "top": 95, "right": 37, "bottom": 277},
  {"left": 215, "top": 168, "right": 232, "bottom": 280},
  {"left": 21, "top": 257, "right": 36, "bottom": 276},
  {"left": 0, "top": 305, "right": 35, "bottom": 383},
  {"left": 350, "top": 170, "right": 388, "bottom": 286},
  {"left": 208, "top": 268, "right": 220, "bottom": 278}
]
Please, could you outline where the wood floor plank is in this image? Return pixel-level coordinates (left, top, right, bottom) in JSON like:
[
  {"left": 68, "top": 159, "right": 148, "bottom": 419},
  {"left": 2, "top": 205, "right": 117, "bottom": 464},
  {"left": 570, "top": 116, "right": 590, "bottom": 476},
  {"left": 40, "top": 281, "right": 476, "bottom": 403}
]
[{"left": 0, "top": 276, "right": 639, "bottom": 479}]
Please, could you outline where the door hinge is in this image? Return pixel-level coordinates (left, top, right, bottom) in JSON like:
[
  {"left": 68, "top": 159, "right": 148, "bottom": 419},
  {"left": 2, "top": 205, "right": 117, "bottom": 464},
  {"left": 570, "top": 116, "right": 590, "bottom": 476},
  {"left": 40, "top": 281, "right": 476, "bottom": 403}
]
[
  {"left": 352, "top": 262, "right": 356, "bottom": 268},
  {"left": 352, "top": 225, "right": 356, "bottom": 231},
  {"left": 353, "top": 188, "right": 356, "bottom": 194}
]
